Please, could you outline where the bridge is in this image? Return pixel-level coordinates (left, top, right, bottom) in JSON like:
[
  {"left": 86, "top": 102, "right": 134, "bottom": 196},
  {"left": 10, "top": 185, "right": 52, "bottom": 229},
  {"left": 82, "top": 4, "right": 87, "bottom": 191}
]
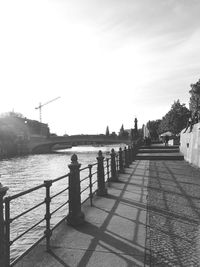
[{"left": 27, "top": 135, "right": 131, "bottom": 154}]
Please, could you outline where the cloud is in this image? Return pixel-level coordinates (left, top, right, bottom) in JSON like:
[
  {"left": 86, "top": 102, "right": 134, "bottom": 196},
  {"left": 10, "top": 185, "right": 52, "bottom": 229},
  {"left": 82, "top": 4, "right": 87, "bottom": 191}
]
[
  {"left": 53, "top": 0, "right": 200, "bottom": 39},
  {"left": 1, "top": 0, "right": 200, "bottom": 134}
]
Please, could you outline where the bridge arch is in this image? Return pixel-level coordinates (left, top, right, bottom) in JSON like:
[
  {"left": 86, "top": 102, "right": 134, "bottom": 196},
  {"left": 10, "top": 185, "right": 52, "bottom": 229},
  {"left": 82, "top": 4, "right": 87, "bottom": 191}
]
[{"left": 29, "top": 136, "right": 131, "bottom": 154}]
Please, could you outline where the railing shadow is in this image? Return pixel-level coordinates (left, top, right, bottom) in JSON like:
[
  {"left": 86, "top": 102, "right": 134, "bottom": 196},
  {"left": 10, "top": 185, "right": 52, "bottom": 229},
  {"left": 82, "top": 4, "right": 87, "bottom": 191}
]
[
  {"left": 47, "top": 161, "right": 149, "bottom": 267},
  {"left": 48, "top": 250, "right": 71, "bottom": 267}
]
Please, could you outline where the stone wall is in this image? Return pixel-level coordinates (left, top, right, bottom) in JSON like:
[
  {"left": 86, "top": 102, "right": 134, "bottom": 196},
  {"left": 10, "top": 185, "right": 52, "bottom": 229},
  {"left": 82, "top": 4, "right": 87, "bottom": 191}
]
[{"left": 180, "top": 122, "right": 200, "bottom": 168}]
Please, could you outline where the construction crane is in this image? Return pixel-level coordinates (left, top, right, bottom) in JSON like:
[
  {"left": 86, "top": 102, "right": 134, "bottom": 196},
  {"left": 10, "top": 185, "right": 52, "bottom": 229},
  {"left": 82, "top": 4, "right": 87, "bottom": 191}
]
[{"left": 35, "top": 97, "right": 61, "bottom": 122}]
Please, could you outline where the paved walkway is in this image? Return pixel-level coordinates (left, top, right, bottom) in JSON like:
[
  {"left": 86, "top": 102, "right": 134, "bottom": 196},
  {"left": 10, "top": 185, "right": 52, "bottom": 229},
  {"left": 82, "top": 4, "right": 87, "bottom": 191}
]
[{"left": 15, "top": 158, "right": 200, "bottom": 267}]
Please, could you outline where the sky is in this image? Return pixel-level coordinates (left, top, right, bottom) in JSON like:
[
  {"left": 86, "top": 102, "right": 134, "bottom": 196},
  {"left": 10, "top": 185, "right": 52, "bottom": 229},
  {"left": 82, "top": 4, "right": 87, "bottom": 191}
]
[{"left": 0, "top": 0, "right": 200, "bottom": 135}]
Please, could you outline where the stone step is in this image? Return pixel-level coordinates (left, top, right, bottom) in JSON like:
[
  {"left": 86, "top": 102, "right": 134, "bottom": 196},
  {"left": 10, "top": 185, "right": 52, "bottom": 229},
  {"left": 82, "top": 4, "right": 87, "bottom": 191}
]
[
  {"left": 138, "top": 149, "right": 179, "bottom": 154},
  {"left": 136, "top": 152, "right": 184, "bottom": 160},
  {"left": 140, "top": 145, "right": 179, "bottom": 150}
]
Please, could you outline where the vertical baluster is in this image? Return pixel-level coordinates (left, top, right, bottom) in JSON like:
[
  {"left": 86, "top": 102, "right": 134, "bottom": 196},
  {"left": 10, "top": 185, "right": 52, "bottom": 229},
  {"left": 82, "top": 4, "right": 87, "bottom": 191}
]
[
  {"left": 119, "top": 147, "right": 124, "bottom": 173},
  {"left": 128, "top": 145, "right": 132, "bottom": 164},
  {"left": 4, "top": 197, "right": 10, "bottom": 267},
  {"left": 0, "top": 184, "right": 9, "bottom": 267},
  {"left": 44, "top": 180, "right": 52, "bottom": 252},
  {"left": 117, "top": 153, "right": 120, "bottom": 171},
  {"left": 124, "top": 146, "right": 129, "bottom": 168},
  {"left": 88, "top": 164, "right": 93, "bottom": 206},
  {"left": 116, "top": 153, "right": 119, "bottom": 172},
  {"left": 106, "top": 158, "right": 110, "bottom": 185}
]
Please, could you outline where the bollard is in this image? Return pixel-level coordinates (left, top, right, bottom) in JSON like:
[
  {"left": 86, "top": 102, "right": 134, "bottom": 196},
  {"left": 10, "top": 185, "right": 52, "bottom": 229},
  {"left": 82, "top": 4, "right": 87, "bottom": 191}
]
[
  {"left": 96, "top": 151, "right": 107, "bottom": 196},
  {"left": 67, "top": 154, "right": 85, "bottom": 226},
  {"left": 110, "top": 149, "right": 118, "bottom": 182},
  {"left": 124, "top": 146, "right": 129, "bottom": 168},
  {"left": 0, "top": 183, "right": 9, "bottom": 267},
  {"left": 119, "top": 147, "right": 124, "bottom": 173}
]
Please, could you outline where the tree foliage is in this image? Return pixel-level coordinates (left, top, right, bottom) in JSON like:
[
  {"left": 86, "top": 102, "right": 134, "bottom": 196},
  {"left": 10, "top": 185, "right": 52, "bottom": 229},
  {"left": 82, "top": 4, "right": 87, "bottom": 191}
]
[
  {"left": 0, "top": 111, "right": 24, "bottom": 118},
  {"left": 158, "top": 100, "right": 189, "bottom": 135},
  {"left": 189, "top": 79, "right": 200, "bottom": 116},
  {"left": 147, "top": 120, "right": 161, "bottom": 140}
]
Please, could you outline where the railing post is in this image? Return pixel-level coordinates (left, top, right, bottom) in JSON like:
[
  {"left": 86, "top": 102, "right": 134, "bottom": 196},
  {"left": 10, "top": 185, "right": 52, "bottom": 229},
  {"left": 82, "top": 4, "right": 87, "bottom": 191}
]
[
  {"left": 130, "top": 145, "right": 133, "bottom": 163},
  {"left": 131, "top": 145, "right": 134, "bottom": 162},
  {"left": 134, "top": 142, "right": 138, "bottom": 157},
  {"left": 67, "top": 154, "right": 85, "bottom": 226},
  {"left": 106, "top": 158, "right": 110, "bottom": 185},
  {"left": 4, "top": 197, "right": 10, "bottom": 267},
  {"left": 119, "top": 147, "right": 124, "bottom": 173},
  {"left": 0, "top": 183, "right": 9, "bottom": 267},
  {"left": 124, "top": 146, "right": 129, "bottom": 168},
  {"left": 110, "top": 149, "right": 118, "bottom": 182},
  {"left": 115, "top": 153, "right": 119, "bottom": 172},
  {"left": 131, "top": 144, "right": 135, "bottom": 161},
  {"left": 44, "top": 180, "right": 52, "bottom": 252},
  {"left": 128, "top": 145, "right": 132, "bottom": 164},
  {"left": 96, "top": 151, "right": 107, "bottom": 196}
]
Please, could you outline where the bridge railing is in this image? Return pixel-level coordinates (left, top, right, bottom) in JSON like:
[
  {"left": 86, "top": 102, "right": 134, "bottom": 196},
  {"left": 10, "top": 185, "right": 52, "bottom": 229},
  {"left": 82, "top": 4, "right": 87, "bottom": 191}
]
[{"left": 0, "top": 142, "right": 140, "bottom": 267}]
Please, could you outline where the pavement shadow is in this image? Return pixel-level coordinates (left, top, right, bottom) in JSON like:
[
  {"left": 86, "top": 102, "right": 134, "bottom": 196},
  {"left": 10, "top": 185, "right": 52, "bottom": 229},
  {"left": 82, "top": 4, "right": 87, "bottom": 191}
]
[
  {"left": 48, "top": 250, "right": 71, "bottom": 267},
  {"left": 48, "top": 160, "right": 149, "bottom": 267},
  {"left": 77, "top": 161, "right": 148, "bottom": 267}
]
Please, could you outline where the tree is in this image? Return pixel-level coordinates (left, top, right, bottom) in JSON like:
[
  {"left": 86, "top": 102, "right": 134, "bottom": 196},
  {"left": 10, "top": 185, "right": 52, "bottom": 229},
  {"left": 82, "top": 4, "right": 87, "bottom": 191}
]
[
  {"left": 189, "top": 79, "right": 200, "bottom": 116},
  {"left": 105, "top": 126, "right": 110, "bottom": 136},
  {"left": 147, "top": 120, "right": 161, "bottom": 140},
  {"left": 0, "top": 111, "right": 24, "bottom": 118},
  {"left": 158, "top": 100, "right": 189, "bottom": 135}
]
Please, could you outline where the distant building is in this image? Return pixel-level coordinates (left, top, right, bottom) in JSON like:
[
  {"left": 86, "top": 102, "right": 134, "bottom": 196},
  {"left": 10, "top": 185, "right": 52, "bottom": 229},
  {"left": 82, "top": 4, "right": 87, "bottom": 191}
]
[
  {"left": 124, "top": 129, "right": 132, "bottom": 135},
  {"left": 0, "top": 114, "right": 50, "bottom": 140},
  {"left": 0, "top": 113, "right": 50, "bottom": 157},
  {"left": 25, "top": 118, "right": 50, "bottom": 137}
]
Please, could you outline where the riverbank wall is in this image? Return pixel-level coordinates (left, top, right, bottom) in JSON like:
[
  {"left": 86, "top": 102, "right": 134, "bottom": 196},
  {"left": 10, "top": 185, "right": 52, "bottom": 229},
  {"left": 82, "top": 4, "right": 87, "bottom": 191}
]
[
  {"left": 180, "top": 122, "right": 200, "bottom": 168},
  {"left": 0, "top": 141, "right": 29, "bottom": 159}
]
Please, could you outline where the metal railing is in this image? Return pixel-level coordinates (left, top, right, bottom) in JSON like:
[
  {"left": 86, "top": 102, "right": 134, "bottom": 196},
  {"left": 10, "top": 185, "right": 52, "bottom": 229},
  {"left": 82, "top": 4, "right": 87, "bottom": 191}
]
[{"left": 0, "top": 142, "right": 141, "bottom": 267}]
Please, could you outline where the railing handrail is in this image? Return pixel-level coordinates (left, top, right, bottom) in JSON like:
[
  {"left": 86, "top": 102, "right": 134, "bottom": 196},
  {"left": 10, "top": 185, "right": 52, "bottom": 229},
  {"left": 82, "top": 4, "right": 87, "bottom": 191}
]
[
  {"left": 5, "top": 183, "right": 45, "bottom": 201},
  {"left": 0, "top": 142, "right": 141, "bottom": 267}
]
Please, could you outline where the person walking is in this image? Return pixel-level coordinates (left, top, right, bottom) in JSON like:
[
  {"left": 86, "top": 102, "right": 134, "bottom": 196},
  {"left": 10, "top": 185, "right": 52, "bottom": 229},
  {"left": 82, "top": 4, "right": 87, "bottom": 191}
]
[{"left": 164, "top": 135, "right": 169, "bottom": 146}]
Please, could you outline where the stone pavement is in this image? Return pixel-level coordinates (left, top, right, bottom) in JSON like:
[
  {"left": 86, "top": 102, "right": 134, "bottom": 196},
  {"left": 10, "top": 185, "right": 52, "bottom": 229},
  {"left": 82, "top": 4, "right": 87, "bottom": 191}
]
[
  {"left": 15, "top": 158, "right": 200, "bottom": 267},
  {"left": 146, "top": 160, "right": 200, "bottom": 266},
  {"left": 15, "top": 160, "right": 149, "bottom": 267}
]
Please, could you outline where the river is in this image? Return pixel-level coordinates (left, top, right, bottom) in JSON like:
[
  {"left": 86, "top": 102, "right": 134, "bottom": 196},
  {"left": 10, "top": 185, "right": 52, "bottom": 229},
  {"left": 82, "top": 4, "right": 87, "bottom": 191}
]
[{"left": 0, "top": 144, "right": 123, "bottom": 263}]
